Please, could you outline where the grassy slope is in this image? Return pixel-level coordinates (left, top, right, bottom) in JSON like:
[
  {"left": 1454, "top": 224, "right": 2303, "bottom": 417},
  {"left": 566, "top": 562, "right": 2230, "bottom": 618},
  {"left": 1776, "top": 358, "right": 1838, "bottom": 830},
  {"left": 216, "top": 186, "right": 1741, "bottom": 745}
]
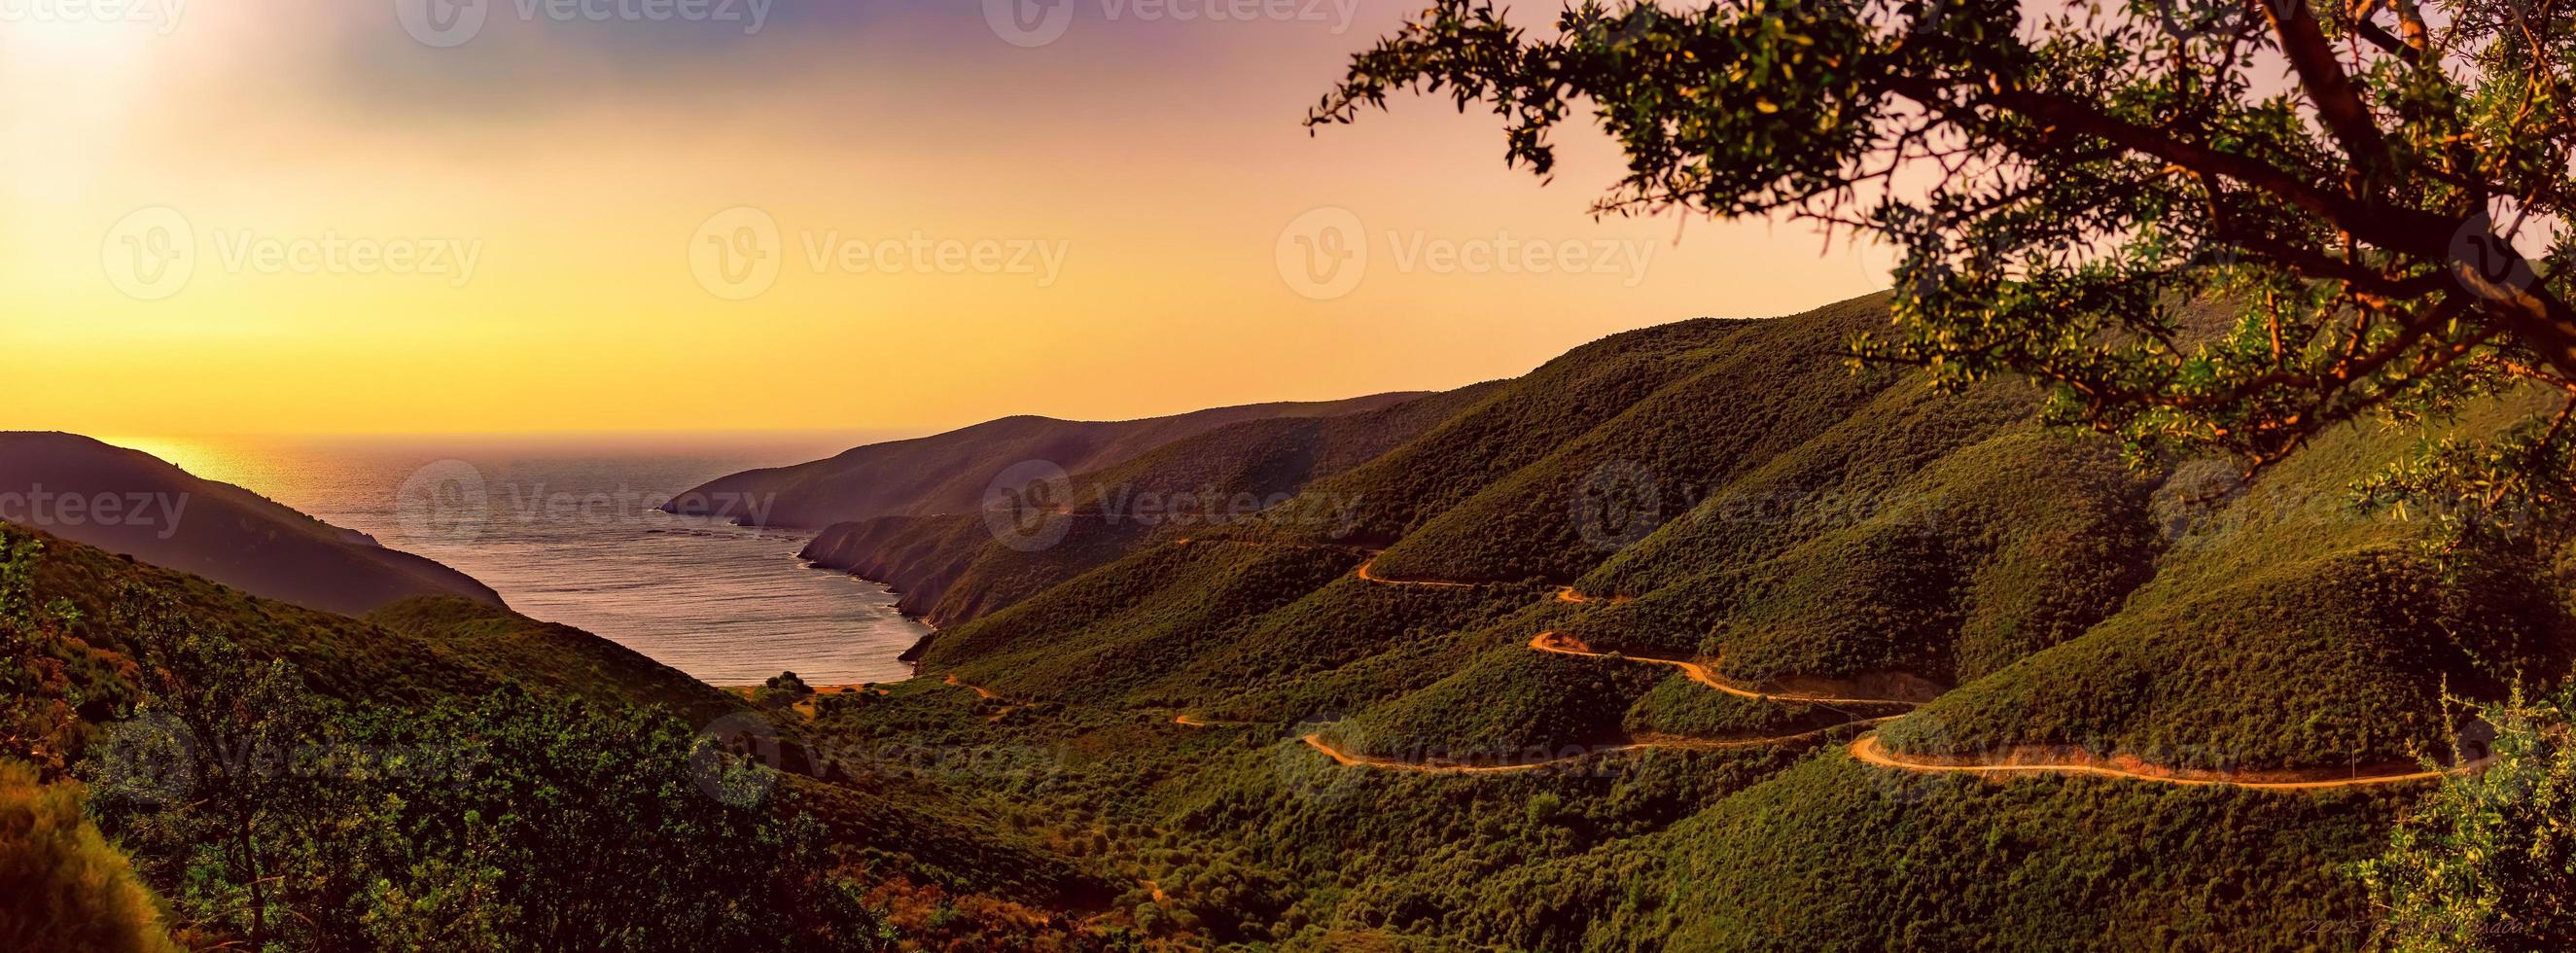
[
  {"left": 1362, "top": 297, "right": 1904, "bottom": 584},
  {"left": 797, "top": 384, "right": 1501, "bottom": 629},
  {"left": 1882, "top": 390, "right": 2576, "bottom": 768},
  {"left": 1562, "top": 423, "right": 2161, "bottom": 688},
  {"left": 840, "top": 295, "right": 2576, "bottom": 947},
  {"left": 1266, "top": 318, "right": 1761, "bottom": 550},
  {"left": 1631, "top": 755, "right": 2401, "bottom": 952}
]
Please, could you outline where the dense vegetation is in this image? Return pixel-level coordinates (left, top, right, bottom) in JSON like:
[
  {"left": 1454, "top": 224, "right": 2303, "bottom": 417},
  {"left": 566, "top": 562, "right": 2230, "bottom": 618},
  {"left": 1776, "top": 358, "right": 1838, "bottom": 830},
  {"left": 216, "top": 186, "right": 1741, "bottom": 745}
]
[
  {"left": 799, "top": 384, "right": 1499, "bottom": 629},
  {"left": 0, "top": 760, "right": 179, "bottom": 953},
  {"left": 2364, "top": 690, "right": 2576, "bottom": 949},
  {"left": 0, "top": 524, "right": 1149, "bottom": 950},
  {"left": 842, "top": 294, "right": 2576, "bottom": 948},
  {"left": 24, "top": 300, "right": 2576, "bottom": 948}
]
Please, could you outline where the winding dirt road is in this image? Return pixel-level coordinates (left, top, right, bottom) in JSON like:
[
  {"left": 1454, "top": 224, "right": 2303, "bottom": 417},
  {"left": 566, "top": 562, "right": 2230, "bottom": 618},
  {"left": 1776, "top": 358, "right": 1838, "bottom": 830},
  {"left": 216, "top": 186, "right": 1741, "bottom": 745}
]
[
  {"left": 1353, "top": 557, "right": 1483, "bottom": 590},
  {"left": 1297, "top": 723, "right": 1886, "bottom": 774},
  {"left": 944, "top": 673, "right": 1001, "bottom": 700},
  {"left": 1554, "top": 586, "right": 1633, "bottom": 605},
  {"left": 941, "top": 673, "right": 1022, "bottom": 722},
  {"left": 975, "top": 540, "right": 2494, "bottom": 791},
  {"left": 1847, "top": 735, "right": 2488, "bottom": 791},
  {"left": 1527, "top": 632, "right": 1921, "bottom": 708}
]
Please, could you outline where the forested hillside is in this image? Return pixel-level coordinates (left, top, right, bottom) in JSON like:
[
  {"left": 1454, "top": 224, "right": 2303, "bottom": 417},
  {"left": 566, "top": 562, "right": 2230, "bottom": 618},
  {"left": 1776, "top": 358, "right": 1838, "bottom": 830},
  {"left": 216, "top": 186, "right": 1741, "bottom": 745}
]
[
  {"left": 0, "top": 521, "right": 1134, "bottom": 950},
  {"left": 796, "top": 383, "right": 1500, "bottom": 628},
  {"left": 800, "top": 294, "right": 2576, "bottom": 948}
]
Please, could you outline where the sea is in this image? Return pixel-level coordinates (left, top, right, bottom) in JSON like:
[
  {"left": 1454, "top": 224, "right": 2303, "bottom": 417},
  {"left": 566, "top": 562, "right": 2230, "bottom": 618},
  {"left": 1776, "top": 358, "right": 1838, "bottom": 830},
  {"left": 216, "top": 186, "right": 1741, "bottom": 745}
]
[{"left": 106, "top": 433, "right": 932, "bottom": 688}]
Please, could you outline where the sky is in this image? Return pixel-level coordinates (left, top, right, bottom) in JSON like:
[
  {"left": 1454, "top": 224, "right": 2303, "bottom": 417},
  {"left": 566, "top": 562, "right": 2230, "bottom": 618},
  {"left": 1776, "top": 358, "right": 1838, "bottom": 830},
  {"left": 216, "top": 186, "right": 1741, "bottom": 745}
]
[{"left": 4, "top": 0, "right": 1893, "bottom": 439}]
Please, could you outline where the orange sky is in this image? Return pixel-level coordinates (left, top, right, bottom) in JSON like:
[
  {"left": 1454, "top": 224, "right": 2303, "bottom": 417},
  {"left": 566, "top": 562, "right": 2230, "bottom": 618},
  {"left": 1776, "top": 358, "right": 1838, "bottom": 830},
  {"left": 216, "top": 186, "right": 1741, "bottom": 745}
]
[{"left": 5, "top": 1, "right": 1892, "bottom": 439}]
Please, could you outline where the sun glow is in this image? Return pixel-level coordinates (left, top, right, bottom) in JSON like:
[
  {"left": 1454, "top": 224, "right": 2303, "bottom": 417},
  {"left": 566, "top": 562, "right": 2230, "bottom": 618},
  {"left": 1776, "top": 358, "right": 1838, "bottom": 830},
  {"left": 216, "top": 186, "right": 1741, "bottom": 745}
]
[{"left": 10, "top": 1, "right": 1887, "bottom": 441}]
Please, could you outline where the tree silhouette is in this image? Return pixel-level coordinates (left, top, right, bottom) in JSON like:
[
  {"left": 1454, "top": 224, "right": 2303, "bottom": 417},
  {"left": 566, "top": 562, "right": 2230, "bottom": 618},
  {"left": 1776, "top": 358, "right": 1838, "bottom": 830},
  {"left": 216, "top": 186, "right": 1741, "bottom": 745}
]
[{"left": 1314, "top": 0, "right": 2576, "bottom": 504}]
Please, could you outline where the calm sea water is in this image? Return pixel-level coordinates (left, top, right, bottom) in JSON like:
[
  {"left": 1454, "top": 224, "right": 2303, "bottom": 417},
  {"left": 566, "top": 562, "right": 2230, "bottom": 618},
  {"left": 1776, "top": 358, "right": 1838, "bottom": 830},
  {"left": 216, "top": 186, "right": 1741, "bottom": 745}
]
[{"left": 113, "top": 434, "right": 929, "bottom": 687}]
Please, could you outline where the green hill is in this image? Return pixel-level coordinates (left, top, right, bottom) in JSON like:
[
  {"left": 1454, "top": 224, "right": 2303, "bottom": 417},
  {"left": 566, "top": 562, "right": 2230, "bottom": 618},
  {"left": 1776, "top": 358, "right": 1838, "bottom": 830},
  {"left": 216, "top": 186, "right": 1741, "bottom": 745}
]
[
  {"left": 811, "top": 293, "right": 2576, "bottom": 948},
  {"left": 795, "top": 383, "right": 1501, "bottom": 629},
  {"left": 666, "top": 392, "right": 1431, "bottom": 530}
]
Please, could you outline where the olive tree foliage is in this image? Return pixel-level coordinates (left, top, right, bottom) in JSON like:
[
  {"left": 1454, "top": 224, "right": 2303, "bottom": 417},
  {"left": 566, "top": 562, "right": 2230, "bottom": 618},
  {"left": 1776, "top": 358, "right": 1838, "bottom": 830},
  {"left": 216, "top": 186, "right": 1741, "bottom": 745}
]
[
  {"left": 1310, "top": 0, "right": 2576, "bottom": 532},
  {"left": 2359, "top": 691, "right": 2576, "bottom": 950}
]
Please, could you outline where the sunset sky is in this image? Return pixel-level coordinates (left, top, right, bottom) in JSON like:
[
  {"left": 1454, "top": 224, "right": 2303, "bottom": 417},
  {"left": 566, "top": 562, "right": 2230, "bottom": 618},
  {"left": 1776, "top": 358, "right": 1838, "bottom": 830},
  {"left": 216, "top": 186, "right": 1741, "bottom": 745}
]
[{"left": 6, "top": 0, "right": 1890, "bottom": 439}]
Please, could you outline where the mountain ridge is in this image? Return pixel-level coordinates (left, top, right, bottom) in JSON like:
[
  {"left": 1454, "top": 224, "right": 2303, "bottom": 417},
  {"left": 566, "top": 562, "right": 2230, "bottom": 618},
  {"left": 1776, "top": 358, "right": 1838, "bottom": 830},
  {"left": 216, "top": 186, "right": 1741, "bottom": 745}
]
[
  {"left": 0, "top": 432, "right": 503, "bottom": 618},
  {"left": 664, "top": 393, "right": 1434, "bottom": 530}
]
